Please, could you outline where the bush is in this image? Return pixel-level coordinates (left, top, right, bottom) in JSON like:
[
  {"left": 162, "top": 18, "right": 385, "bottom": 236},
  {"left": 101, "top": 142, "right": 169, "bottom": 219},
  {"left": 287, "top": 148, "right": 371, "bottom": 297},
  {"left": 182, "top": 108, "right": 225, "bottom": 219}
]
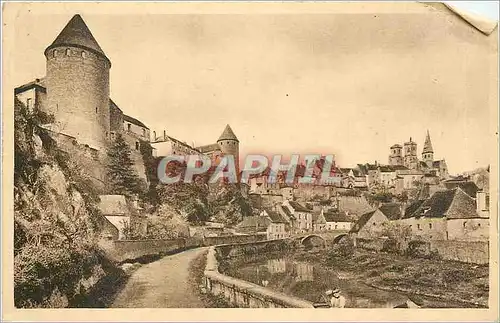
[
  {"left": 381, "top": 238, "right": 399, "bottom": 254},
  {"left": 406, "top": 240, "right": 431, "bottom": 258},
  {"left": 329, "top": 237, "right": 355, "bottom": 258}
]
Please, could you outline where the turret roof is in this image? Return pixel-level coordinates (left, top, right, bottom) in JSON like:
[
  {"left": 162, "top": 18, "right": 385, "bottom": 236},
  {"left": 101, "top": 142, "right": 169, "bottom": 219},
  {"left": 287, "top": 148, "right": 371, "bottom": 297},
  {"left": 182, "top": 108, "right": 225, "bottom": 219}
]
[
  {"left": 423, "top": 130, "right": 434, "bottom": 153},
  {"left": 45, "top": 14, "right": 110, "bottom": 64},
  {"left": 217, "top": 124, "right": 239, "bottom": 142}
]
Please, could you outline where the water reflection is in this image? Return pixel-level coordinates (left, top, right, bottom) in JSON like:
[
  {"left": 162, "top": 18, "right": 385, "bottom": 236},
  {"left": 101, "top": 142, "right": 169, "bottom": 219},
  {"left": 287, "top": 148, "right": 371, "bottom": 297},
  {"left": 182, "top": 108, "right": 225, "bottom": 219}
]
[{"left": 225, "top": 255, "right": 409, "bottom": 308}]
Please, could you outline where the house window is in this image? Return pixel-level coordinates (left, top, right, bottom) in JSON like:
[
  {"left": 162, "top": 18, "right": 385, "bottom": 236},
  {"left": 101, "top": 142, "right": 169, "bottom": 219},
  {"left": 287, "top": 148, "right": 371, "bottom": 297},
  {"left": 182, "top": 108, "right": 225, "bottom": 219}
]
[
  {"left": 66, "top": 48, "right": 71, "bottom": 56},
  {"left": 135, "top": 141, "right": 139, "bottom": 150},
  {"left": 81, "top": 51, "right": 86, "bottom": 58},
  {"left": 127, "top": 123, "right": 131, "bottom": 131},
  {"left": 485, "top": 195, "right": 490, "bottom": 209},
  {"left": 463, "top": 221, "right": 467, "bottom": 227},
  {"left": 417, "top": 224, "right": 421, "bottom": 230}
]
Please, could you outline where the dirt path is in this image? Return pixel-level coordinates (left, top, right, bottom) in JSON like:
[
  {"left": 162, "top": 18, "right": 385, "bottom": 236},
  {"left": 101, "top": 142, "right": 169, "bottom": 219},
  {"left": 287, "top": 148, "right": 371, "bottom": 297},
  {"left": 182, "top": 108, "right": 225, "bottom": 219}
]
[{"left": 111, "top": 247, "right": 208, "bottom": 308}]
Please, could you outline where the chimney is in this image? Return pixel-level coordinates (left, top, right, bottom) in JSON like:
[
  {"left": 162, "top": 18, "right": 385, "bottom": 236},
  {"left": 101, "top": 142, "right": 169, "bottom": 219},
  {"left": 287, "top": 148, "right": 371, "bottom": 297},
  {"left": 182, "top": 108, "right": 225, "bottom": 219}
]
[
  {"left": 152, "top": 130, "right": 156, "bottom": 141},
  {"left": 163, "top": 130, "right": 167, "bottom": 140}
]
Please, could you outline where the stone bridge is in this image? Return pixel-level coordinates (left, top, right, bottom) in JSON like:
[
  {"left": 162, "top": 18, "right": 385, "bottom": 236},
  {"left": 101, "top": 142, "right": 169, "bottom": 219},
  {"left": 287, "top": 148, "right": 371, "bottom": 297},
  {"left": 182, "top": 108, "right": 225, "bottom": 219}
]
[{"left": 294, "top": 230, "right": 350, "bottom": 248}]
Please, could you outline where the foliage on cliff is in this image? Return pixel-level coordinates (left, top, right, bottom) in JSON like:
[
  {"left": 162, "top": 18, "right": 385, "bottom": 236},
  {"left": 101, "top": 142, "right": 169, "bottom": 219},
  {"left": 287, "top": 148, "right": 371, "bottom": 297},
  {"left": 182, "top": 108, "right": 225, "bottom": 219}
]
[
  {"left": 154, "top": 160, "right": 253, "bottom": 226},
  {"left": 14, "top": 97, "right": 119, "bottom": 308},
  {"left": 106, "top": 133, "right": 144, "bottom": 197}
]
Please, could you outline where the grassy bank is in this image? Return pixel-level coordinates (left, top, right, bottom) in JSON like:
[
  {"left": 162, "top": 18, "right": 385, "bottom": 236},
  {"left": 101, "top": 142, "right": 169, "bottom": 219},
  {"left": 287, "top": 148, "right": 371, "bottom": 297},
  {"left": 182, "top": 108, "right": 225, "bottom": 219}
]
[{"left": 295, "top": 248, "right": 489, "bottom": 308}]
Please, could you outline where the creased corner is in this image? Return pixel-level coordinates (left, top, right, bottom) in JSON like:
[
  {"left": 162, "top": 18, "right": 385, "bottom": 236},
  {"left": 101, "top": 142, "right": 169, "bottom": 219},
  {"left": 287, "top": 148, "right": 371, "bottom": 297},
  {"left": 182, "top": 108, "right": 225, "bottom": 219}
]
[{"left": 443, "top": 3, "right": 498, "bottom": 36}]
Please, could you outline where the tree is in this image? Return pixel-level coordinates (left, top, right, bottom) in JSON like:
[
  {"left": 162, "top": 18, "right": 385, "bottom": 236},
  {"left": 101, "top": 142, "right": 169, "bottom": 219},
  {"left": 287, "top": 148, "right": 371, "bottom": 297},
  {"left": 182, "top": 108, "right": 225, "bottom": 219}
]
[
  {"left": 209, "top": 183, "right": 252, "bottom": 226},
  {"left": 106, "top": 134, "right": 144, "bottom": 197}
]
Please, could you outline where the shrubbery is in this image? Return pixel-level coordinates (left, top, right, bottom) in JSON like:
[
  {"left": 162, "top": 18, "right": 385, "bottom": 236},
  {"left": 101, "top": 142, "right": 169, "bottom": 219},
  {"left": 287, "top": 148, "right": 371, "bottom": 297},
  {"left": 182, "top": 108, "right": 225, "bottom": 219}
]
[{"left": 14, "top": 98, "right": 119, "bottom": 308}]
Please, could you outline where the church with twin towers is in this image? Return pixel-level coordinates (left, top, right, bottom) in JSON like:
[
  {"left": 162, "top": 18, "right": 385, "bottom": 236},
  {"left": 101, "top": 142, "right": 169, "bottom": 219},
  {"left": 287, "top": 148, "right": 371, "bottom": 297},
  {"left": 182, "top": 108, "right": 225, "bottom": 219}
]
[
  {"left": 14, "top": 14, "right": 240, "bottom": 188},
  {"left": 388, "top": 131, "right": 448, "bottom": 179}
]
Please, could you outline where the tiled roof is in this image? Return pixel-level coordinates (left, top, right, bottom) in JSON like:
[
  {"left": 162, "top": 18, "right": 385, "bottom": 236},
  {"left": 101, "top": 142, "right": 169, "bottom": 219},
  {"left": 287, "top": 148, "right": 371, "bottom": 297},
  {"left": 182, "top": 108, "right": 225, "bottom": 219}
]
[
  {"left": 280, "top": 205, "right": 295, "bottom": 220},
  {"left": 403, "top": 200, "right": 425, "bottom": 219},
  {"left": 236, "top": 216, "right": 270, "bottom": 230},
  {"left": 45, "top": 15, "right": 109, "bottom": 64},
  {"left": 378, "top": 203, "right": 402, "bottom": 220},
  {"left": 406, "top": 188, "right": 478, "bottom": 220},
  {"left": 312, "top": 211, "right": 326, "bottom": 224},
  {"left": 166, "top": 136, "right": 201, "bottom": 153},
  {"left": 443, "top": 181, "right": 478, "bottom": 198},
  {"left": 288, "top": 201, "right": 311, "bottom": 213},
  {"left": 433, "top": 160, "right": 445, "bottom": 168},
  {"left": 379, "top": 165, "right": 394, "bottom": 173},
  {"left": 14, "top": 78, "right": 46, "bottom": 94},
  {"left": 350, "top": 211, "right": 376, "bottom": 233},
  {"left": 323, "top": 211, "right": 351, "bottom": 223},
  {"left": 123, "top": 114, "right": 149, "bottom": 129},
  {"left": 197, "top": 143, "right": 220, "bottom": 153},
  {"left": 264, "top": 209, "right": 288, "bottom": 223}
]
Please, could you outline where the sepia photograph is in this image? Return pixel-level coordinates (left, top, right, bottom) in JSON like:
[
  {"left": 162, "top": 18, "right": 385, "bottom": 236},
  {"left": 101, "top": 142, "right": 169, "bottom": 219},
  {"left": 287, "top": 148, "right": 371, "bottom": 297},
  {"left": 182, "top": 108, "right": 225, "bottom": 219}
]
[{"left": 1, "top": 1, "right": 498, "bottom": 322}]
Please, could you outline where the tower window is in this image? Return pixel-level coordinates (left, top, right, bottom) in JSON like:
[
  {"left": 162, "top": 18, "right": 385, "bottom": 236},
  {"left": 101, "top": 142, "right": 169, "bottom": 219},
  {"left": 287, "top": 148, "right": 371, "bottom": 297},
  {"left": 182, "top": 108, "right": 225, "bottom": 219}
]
[
  {"left": 26, "top": 98, "right": 32, "bottom": 109},
  {"left": 53, "top": 49, "right": 58, "bottom": 58},
  {"left": 142, "top": 128, "right": 146, "bottom": 136},
  {"left": 81, "top": 51, "right": 86, "bottom": 58},
  {"left": 96, "top": 107, "right": 98, "bottom": 114},
  {"left": 127, "top": 123, "right": 131, "bottom": 131},
  {"left": 463, "top": 221, "right": 467, "bottom": 227},
  {"left": 429, "top": 223, "right": 432, "bottom": 229},
  {"left": 66, "top": 48, "right": 71, "bottom": 56},
  {"left": 135, "top": 141, "right": 139, "bottom": 150}
]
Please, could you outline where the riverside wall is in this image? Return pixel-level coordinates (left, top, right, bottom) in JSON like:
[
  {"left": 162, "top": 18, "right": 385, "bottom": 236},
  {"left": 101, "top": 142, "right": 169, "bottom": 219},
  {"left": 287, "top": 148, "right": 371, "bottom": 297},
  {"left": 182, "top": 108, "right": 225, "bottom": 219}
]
[{"left": 203, "top": 240, "right": 314, "bottom": 308}]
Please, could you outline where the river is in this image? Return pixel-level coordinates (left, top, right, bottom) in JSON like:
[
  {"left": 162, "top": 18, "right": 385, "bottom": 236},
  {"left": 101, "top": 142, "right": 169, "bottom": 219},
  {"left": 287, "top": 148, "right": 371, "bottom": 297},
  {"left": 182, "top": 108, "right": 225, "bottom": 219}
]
[{"left": 222, "top": 252, "right": 474, "bottom": 308}]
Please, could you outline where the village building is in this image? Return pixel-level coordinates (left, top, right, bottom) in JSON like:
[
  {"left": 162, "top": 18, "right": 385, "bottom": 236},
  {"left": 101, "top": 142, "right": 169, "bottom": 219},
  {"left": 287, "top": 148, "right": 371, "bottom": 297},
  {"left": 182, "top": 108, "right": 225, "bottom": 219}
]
[
  {"left": 398, "top": 187, "right": 489, "bottom": 241},
  {"left": 323, "top": 210, "right": 353, "bottom": 231},
  {"left": 235, "top": 216, "right": 271, "bottom": 235},
  {"left": 98, "top": 195, "right": 146, "bottom": 240},
  {"left": 312, "top": 210, "right": 327, "bottom": 232},
  {"left": 349, "top": 209, "right": 389, "bottom": 239},
  {"left": 260, "top": 209, "right": 290, "bottom": 240},
  {"left": 282, "top": 200, "right": 313, "bottom": 233}
]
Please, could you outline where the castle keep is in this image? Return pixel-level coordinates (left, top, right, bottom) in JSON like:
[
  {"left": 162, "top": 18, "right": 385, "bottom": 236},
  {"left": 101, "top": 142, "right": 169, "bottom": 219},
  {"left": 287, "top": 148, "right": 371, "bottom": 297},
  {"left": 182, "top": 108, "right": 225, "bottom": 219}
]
[{"left": 15, "top": 14, "right": 240, "bottom": 190}]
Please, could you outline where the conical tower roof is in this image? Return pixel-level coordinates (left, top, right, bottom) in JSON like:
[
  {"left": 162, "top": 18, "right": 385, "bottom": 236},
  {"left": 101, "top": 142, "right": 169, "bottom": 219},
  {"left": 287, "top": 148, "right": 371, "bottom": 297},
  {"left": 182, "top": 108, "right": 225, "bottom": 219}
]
[
  {"left": 45, "top": 14, "right": 110, "bottom": 64},
  {"left": 423, "top": 130, "right": 433, "bottom": 153},
  {"left": 217, "top": 124, "right": 239, "bottom": 142}
]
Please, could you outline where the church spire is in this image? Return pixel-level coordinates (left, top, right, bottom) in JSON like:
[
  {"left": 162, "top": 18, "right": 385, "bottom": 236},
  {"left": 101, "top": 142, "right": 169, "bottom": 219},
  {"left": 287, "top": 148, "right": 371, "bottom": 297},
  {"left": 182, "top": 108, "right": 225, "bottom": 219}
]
[{"left": 423, "top": 130, "right": 433, "bottom": 154}]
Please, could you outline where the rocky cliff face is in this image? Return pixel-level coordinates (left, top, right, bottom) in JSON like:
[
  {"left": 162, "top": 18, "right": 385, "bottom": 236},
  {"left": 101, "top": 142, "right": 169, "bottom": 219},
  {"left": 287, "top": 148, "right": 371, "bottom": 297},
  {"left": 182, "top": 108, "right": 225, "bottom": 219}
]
[{"left": 14, "top": 97, "right": 123, "bottom": 308}]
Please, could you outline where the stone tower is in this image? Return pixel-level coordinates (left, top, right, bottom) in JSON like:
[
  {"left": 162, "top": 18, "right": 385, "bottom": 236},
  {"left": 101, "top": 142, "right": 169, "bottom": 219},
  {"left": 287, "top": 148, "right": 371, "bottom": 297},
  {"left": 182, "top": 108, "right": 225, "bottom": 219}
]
[
  {"left": 422, "top": 130, "right": 434, "bottom": 168},
  {"left": 403, "top": 137, "right": 418, "bottom": 170},
  {"left": 389, "top": 144, "right": 403, "bottom": 166},
  {"left": 44, "top": 14, "right": 111, "bottom": 150},
  {"left": 217, "top": 124, "right": 239, "bottom": 172}
]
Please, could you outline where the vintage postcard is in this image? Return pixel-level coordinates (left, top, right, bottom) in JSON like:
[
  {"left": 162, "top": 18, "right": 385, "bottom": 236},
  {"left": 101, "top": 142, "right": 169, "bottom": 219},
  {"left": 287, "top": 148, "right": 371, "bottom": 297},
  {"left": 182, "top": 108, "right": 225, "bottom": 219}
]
[{"left": 2, "top": 1, "right": 498, "bottom": 322}]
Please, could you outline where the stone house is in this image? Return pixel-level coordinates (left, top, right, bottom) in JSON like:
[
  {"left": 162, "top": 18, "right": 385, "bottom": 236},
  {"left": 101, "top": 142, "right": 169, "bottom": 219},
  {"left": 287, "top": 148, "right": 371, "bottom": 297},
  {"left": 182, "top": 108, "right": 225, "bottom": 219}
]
[
  {"left": 398, "top": 187, "right": 489, "bottom": 241},
  {"left": 98, "top": 195, "right": 132, "bottom": 240},
  {"left": 261, "top": 209, "right": 290, "bottom": 240},
  {"left": 349, "top": 209, "right": 390, "bottom": 239},
  {"left": 323, "top": 210, "right": 353, "bottom": 231},
  {"left": 312, "top": 210, "right": 327, "bottom": 232},
  {"left": 235, "top": 215, "right": 271, "bottom": 235},
  {"left": 282, "top": 200, "right": 313, "bottom": 233}
]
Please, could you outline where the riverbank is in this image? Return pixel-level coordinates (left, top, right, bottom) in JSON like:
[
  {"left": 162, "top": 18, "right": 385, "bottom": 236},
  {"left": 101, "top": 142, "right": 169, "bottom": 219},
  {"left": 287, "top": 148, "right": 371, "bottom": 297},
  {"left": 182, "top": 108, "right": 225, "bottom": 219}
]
[{"left": 295, "top": 248, "right": 489, "bottom": 308}]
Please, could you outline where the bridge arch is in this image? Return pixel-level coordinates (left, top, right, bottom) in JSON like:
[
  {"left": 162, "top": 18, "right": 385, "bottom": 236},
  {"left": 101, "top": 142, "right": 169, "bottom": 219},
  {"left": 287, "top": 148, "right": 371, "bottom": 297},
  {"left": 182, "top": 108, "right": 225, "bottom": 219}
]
[
  {"left": 300, "top": 234, "right": 326, "bottom": 249},
  {"left": 332, "top": 233, "right": 348, "bottom": 244}
]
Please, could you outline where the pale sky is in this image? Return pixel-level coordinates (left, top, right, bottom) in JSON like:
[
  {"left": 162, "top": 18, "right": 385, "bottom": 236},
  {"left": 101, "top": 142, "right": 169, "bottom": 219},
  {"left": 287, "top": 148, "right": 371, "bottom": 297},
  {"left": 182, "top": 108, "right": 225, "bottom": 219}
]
[{"left": 8, "top": 2, "right": 497, "bottom": 175}]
